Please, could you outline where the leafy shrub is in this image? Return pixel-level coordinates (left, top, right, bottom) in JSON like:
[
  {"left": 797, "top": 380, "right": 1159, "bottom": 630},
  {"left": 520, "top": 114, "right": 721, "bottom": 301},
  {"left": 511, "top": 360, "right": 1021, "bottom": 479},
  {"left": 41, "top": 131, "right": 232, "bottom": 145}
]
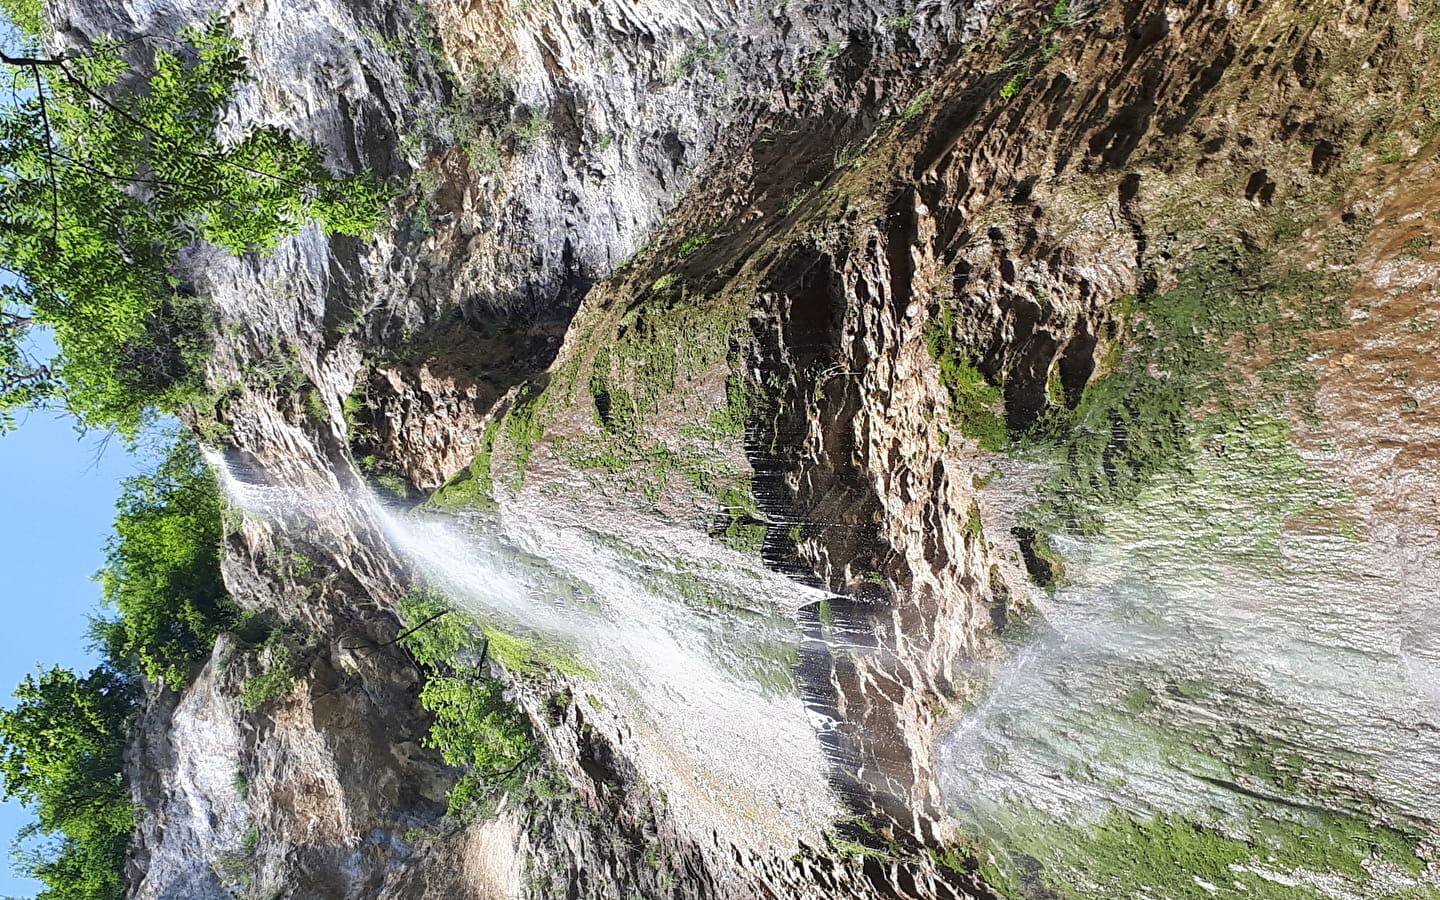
[
  {"left": 240, "top": 643, "right": 296, "bottom": 712},
  {"left": 420, "top": 675, "right": 533, "bottom": 812},
  {"left": 398, "top": 590, "right": 534, "bottom": 815}
]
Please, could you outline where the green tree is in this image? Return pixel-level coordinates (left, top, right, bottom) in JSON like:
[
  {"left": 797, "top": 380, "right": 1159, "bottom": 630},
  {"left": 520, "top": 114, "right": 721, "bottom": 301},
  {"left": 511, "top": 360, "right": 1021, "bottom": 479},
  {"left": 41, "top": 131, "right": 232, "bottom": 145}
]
[
  {"left": 0, "top": 665, "right": 136, "bottom": 900},
  {"left": 0, "top": 0, "right": 44, "bottom": 38},
  {"left": 93, "top": 435, "right": 236, "bottom": 686},
  {"left": 0, "top": 434, "right": 238, "bottom": 899},
  {"left": 0, "top": 18, "right": 384, "bottom": 433}
]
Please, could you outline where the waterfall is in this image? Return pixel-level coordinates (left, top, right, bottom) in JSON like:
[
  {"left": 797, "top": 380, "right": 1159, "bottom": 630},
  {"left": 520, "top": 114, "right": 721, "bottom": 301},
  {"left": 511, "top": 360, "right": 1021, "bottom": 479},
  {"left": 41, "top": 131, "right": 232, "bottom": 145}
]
[
  {"left": 204, "top": 445, "right": 843, "bottom": 850},
  {"left": 938, "top": 429, "right": 1440, "bottom": 896}
]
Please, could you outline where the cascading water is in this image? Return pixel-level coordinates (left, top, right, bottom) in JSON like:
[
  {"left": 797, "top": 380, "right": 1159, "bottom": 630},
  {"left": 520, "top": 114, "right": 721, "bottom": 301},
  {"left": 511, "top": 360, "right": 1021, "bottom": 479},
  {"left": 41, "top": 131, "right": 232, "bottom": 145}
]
[
  {"left": 205, "top": 445, "right": 844, "bottom": 852},
  {"left": 939, "top": 423, "right": 1440, "bottom": 897},
  {"left": 206, "top": 406, "right": 1440, "bottom": 899},
  {"left": 380, "top": 498, "right": 846, "bottom": 850}
]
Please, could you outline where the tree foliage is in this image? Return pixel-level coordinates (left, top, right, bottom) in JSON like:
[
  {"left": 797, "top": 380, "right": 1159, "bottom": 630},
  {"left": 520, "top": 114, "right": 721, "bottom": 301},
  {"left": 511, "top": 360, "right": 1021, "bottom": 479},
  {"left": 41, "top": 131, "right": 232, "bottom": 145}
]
[
  {"left": 0, "top": 0, "right": 44, "bottom": 38},
  {"left": 0, "top": 18, "right": 385, "bottom": 432},
  {"left": 0, "top": 666, "right": 136, "bottom": 900},
  {"left": 93, "top": 435, "right": 237, "bottom": 686}
]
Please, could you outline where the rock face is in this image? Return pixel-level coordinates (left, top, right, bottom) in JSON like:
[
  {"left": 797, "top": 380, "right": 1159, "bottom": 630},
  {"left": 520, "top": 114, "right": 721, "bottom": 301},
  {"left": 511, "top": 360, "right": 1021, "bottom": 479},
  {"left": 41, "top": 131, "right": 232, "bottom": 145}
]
[{"left": 49, "top": 0, "right": 1440, "bottom": 894}]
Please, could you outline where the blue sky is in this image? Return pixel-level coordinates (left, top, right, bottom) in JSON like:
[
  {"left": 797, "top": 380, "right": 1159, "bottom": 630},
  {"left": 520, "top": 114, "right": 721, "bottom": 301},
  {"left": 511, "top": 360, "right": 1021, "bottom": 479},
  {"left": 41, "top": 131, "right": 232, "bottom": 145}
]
[{"left": 0, "top": 411, "right": 138, "bottom": 898}]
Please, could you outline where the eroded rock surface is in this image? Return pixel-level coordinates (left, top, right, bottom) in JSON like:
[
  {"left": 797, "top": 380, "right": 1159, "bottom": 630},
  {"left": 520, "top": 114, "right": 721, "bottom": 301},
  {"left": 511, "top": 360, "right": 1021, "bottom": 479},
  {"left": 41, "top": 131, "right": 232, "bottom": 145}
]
[{"left": 64, "top": 0, "right": 1440, "bottom": 895}]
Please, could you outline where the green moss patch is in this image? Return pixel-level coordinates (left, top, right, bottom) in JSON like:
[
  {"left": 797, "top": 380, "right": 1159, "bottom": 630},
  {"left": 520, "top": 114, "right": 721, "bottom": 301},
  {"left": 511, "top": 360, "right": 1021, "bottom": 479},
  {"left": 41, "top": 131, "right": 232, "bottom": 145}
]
[
  {"left": 480, "top": 625, "right": 593, "bottom": 680},
  {"left": 926, "top": 308, "right": 1010, "bottom": 451},
  {"left": 427, "top": 418, "right": 501, "bottom": 512},
  {"left": 955, "top": 805, "right": 1436, "bottom": 900},
  {"left": 1021, "top": 241, "right": 1349, "bottom": 538}
]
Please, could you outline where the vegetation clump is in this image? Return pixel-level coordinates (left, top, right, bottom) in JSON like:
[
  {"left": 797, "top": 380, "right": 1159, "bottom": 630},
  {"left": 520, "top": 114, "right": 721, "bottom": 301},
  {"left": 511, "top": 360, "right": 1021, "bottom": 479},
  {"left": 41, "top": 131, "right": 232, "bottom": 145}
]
[
  {"left": 711, "top": 482, "right": 768, "bottom": 553},
  {"left": 398, "top": 589, "right": 535, "bottom": 815},
  {"left": 925, "top": 310, "right": 1009, "bottom": 451},
  {"left": 239, "top": 641, "right": 297, "bottom": 712},
  {"left": 677, "top": 231, "right": 716, "bottom": 257},
  {"left": 555, "top": 291, "right": 754, "bottom": 512},
  {"left": 92, "top": 437, "right": 238, "bottom": 686},
  {"left": 1021, "top": 245, "right": 1346, "bottom": 537},
  {"left": 1008, "top": 526, "right": 1064, "bottom": 589},
  {"left": 427, "top": 418, "right": 501, "bottom": 511}
]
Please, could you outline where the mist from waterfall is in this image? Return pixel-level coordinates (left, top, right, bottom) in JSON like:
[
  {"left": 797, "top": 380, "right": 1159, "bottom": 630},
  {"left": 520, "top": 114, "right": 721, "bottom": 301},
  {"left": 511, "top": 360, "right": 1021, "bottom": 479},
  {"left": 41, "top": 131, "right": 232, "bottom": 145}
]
[{"left": 938, "top": 427, "right": 1440, "bottom": 896}]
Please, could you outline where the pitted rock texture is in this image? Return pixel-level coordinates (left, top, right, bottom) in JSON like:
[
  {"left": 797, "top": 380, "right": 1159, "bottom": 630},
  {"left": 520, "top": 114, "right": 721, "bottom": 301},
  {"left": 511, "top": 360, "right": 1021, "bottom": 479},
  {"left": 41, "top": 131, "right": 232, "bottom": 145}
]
[
  {"left": 492, "top": 0, "right": 1440, "bottom": 877},
  {"left": 75, "top": 0, "right": 1440, "bottom": 896}
]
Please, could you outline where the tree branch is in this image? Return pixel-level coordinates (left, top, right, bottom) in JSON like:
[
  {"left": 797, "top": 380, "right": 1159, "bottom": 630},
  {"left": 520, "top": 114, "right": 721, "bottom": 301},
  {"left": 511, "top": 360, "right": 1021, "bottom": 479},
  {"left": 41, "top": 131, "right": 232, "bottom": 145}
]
[
  {"left": 49, "top": 145, "right": 217, "bottom": 195},
  {"left": 0, "top": 52, "right": 63, "bottom": 68},
  {"left": 0, "top": 365, "right": 52, "bottom": 392},
  {"left": 476, "top": 751, "right": 535, "bottom": 785},
  {"left": 32, "top": 78, "right": 60, "bottom": 248},
  {"left": 340, "top": 610, "right": 451, "bottom": 651},
  {"left": 55, "top": 60, "right": 314, "bottom": 191}
]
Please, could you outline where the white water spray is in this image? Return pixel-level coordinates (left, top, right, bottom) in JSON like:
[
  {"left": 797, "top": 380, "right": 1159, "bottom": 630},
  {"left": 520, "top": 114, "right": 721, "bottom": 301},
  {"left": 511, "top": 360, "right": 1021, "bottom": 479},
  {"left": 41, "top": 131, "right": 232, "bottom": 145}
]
[
  {"left": 205, "top": 446, "right": 842, "bottom": 851},
  {"left": 940, "top": 436, "right": 1440, "bottom": 891},
  {"left": 377, "top": 498, "right": 842, "bottom": 849}
]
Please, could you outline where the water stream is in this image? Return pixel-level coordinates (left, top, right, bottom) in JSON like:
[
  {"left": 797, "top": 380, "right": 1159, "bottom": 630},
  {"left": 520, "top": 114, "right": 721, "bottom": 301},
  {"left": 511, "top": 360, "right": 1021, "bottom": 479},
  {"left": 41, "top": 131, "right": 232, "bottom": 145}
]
[
  {"left": 392, "top": 500, "right": 858, "bottom": 849},
  {"left": 207, "top": 448, "right": 843, "bottom": 851},
  {"left": 207, "top": 418, "right": 1440, "bottom": 897},
  {"left": 940, "top": 423, "right": 1440, "bottom": 898}
]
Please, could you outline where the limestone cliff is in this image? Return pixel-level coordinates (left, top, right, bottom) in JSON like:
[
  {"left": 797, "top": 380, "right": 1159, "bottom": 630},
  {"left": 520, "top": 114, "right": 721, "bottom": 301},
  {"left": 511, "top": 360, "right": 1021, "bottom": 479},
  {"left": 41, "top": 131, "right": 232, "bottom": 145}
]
[{"left": 57, "top": 0, "right": 1440, "bottom": 896}]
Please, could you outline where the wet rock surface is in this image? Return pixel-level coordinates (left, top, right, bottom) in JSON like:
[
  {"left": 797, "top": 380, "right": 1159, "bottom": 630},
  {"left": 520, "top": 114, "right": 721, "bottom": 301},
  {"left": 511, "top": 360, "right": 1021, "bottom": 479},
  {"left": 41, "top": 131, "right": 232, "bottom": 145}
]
[{"left": 64, "top": 0, "right": 1440, "bottom": 895}]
